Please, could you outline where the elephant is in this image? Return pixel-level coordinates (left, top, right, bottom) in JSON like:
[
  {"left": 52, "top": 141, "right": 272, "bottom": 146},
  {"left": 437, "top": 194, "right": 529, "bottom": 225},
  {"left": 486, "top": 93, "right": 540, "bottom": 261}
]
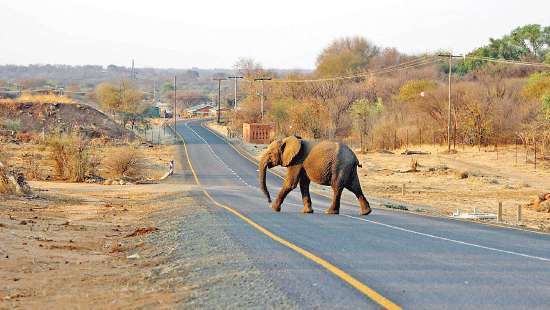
[{"left": 258, "top": 136, "right": 371, "bottom": 215}]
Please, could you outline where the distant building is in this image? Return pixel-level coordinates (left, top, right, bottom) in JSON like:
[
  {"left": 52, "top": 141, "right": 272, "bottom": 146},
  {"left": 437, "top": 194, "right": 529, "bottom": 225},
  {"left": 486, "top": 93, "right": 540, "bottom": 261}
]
[
  {"left": 155, "top": 101, "right": 173, "bottom": 118},
  {"left": 185, "top": 103, "right": 215, "bottom": 118}
]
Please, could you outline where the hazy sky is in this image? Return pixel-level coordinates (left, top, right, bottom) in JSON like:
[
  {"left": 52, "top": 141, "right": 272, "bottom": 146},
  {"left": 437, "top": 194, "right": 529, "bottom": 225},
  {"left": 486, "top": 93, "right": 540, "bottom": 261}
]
[{"left": 1, "top": 0, "right": 548, "bottom": 69}]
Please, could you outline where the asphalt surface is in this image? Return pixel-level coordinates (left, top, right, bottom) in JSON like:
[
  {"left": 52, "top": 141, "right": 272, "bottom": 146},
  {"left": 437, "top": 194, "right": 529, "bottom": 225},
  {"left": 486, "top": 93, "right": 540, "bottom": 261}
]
[{"left": 176, "top": 119, "right": 550, "bottom": 309}]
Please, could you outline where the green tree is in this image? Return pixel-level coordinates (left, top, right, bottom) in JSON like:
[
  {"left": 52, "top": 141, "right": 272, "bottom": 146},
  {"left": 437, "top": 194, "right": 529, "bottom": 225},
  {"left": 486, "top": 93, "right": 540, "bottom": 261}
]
[
  {"left": 161, "top": 81, "right": 174, "bottom": 94},
  {"left": 396, "top": 80, "right": 438, "bottom": 103},
  {"left": 95, "top": 82, "right": 121, "bottom": 112},
  {"left": 522, "top": 72, "right": 550, "bottom": 100},
  {"left": 543, "top": 93, "right": 550, "bottom": 120},
  {"left": 269, "top": 99, "right": 292, "bottom": 135},
  {"left": 455, "top": 24, "right": 550, "bottom": 73},
  {"left": 315, "top": 36, "right": 379, "bottom": 77},
  {"left": 95, "top": 81, "right": 146, "bottom": 129},
  {"left": 351, "top": 98, "right": 382, "bottom": 152},
  {"left": 522, "top": 72, "right": 550, "bottom": 120}
]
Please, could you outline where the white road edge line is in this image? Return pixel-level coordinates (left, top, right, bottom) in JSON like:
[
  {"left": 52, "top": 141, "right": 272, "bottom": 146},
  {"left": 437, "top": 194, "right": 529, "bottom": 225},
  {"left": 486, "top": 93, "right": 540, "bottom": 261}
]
[
  {"left": 342, "top": 214, "right": 550, "bottom": 262},
  {"left": 189, "top": 121, "right": 550, "bottom": 263}
]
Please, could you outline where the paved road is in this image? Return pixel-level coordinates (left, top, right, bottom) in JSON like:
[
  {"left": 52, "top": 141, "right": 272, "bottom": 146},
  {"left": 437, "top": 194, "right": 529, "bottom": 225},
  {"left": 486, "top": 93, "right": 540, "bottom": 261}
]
[{"left": 176, "top": 119, "right": 550, "bottom": 309}]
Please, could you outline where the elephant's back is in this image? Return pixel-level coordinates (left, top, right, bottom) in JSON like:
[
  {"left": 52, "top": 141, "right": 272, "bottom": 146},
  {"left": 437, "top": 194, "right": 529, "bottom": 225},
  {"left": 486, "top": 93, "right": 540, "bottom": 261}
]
[{"left": 303, "top": 141, "right": 356, "bottom": 185}]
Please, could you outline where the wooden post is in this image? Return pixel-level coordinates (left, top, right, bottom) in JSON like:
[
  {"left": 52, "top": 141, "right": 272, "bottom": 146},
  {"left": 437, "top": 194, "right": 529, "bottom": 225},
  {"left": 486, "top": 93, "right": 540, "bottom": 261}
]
[
  {"left": 523, "top": 139, "right": 529, "bottom": 163},
  {"left": 496, "top": 139, "right": 498, "bottom": 160},
  {"left": 402, "top": 183, "right": 406, "bottom": 196},
  {"left": 497, "top": 202, "right": 502, "bottom": 222},
  {"left": 534, "top": 139, "right": 537, "bottom": 170},
  {"left": 515, "top": 138, "right": 518, "bottom": 165},
  {"left": 516, "top": 204, "right": 522, "bottom": 224}
]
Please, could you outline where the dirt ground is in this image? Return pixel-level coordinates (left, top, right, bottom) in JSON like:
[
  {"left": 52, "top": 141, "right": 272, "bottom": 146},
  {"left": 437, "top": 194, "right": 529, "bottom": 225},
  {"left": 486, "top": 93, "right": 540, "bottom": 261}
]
[
  {"left": 0, "top": 181, "right": 192, "bottom": 309},
  {"left": 357, "top": 145, "right": 550, "bottom": 231},
  {"left": 1, "top": 141, "right": 295, "bottom": 309},
  {"left": 207, "top": 122, "right": 550, "bottom": 231}
]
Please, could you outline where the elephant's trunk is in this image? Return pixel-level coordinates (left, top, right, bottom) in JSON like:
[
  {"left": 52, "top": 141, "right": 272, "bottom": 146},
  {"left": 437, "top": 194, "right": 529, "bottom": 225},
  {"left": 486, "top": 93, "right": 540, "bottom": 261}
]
[{"left": 259, "top": 155, "right": 271, "bottom": 203}]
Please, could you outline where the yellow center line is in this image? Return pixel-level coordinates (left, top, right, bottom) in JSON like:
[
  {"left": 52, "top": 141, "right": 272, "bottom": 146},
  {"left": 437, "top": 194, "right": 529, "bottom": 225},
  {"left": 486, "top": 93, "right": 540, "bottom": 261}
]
[{"left": 173, "top": 122, "right": 402, "bottom": 310}]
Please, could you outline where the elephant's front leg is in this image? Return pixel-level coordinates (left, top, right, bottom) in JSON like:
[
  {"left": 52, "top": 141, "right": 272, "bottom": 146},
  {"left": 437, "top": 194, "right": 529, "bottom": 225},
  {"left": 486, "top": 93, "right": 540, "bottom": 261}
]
[
  {"left": 272, "top": 166, "right": 301, "bottom": 212},
  {"left": 299, "top": 176, "right": 313, "bottom": 213}
]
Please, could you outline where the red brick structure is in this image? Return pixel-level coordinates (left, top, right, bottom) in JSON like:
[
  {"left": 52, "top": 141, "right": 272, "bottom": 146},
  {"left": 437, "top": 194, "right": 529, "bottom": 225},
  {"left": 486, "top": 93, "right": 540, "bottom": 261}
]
[{"left": 243, "top": 123, "right": 273, "bottom": 144}]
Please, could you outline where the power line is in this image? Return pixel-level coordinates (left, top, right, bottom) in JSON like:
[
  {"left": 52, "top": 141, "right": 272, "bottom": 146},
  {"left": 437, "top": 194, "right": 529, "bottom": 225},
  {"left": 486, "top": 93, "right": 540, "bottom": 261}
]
[
  {"left": 463, "top": 55, "right": 550, "bottom": 69},
  {"left": 437, "top": 53, "right": 550, "bottom": 69},
  {"left": 246, "top": 56, "right": 439, "bottom": 84}
]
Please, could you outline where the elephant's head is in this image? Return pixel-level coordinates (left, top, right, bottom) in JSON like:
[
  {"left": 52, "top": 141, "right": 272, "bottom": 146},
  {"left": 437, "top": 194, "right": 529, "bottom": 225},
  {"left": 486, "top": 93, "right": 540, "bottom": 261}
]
[{"left": 258, "top": 136, "right": 301, "bottom": 203}]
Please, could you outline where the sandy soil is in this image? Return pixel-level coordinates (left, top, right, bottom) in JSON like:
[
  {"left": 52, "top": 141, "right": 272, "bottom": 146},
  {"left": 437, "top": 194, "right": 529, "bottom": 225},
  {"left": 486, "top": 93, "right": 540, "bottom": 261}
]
[
  {"left": 357, "top": 145, "right": 550, "bottom": 231},
  {"left": 1, "top": 141, "right": 295, "bottom": 309},
  {"left": 206, "top": 122, "right": 550, "bottom": 231},
  {"left": 0, "top": 180, "right": 193, "bottom": 309}
]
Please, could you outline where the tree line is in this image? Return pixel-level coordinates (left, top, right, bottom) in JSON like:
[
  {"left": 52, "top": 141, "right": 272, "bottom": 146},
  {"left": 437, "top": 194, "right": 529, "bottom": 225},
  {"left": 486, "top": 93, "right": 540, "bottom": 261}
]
[{"left": 228, "top": 24, "right": 550, "bottom": 158}]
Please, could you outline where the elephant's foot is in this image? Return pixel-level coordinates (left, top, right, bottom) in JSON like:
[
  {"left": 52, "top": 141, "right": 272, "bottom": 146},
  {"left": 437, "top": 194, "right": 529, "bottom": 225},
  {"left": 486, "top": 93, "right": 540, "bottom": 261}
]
[
  {"left": 325, "top": 208, "right": 339, "bottom": 215},
  {"left": 360, "top": 207, "right": 372, "bottom": 216},
  {"left": 303, "top": 206, "right": 314, "bottom": 214},
  {"left": 271, "top": 204, "right": 281, "bottom": 212},
  {"left": 359, "top": 198, "right": 372, "bottom": 216}
]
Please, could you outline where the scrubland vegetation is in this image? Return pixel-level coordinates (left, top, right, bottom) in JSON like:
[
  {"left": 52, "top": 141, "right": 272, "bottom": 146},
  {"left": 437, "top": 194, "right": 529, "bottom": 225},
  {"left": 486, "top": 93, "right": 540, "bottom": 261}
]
[{"left": 228, "top": 25, "right": 550, "bottom": 159}]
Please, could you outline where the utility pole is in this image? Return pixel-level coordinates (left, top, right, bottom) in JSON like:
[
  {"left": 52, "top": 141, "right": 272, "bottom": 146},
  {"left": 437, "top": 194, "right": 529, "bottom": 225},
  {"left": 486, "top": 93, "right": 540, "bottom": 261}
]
[
  {"left": 213, "top": 77, "right": 227, "bottom": 124},
  {"left": 153, "top": 80, "right": 157, "bottom": 102},
  {"left": 227, "top": 76, "right": 243, "bottom": 110},
  {"left": 173, "top": 76, "right": 177, "bottom": 128},
  {"left": 254, "top": 77, "right": 272, "bottom": 121},
  {"left": 438, "top": 53, "right": 463, "bottom": 153},
  {"left": 447, "top": 53, "right": 452, "bottom": 153}
]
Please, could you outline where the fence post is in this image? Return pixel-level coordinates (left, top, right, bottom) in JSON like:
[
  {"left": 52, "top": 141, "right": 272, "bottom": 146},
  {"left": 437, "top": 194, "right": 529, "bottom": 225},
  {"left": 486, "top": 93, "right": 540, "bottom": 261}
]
[
  {"left": 497, "top": 202, "right": 502, "bottom": 222},
  {"left": 534, "top": 139, "right": 537, "bottom": 170},
  {"left": 402, "top": 183, "right": 406, "bottom": 196},
  {"left": 516, "top": 204, "right": 522, "bottom": 224}
]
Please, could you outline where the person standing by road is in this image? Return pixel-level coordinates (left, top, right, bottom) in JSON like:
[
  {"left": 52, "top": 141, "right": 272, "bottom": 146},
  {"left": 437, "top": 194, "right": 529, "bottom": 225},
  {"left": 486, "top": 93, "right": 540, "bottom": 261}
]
[{"left": 168, "top": 160, "right": 174, "bottom": 176}]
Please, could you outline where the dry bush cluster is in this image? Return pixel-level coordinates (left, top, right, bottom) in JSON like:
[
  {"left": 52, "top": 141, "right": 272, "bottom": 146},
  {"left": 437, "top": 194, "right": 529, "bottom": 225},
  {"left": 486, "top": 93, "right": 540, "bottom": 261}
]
[
  {"left": 104, "top": 146, "right": 145, "bottom": 179},
  {"left": 231, "top": 61, "right": 550, "bottom": 162},
  {"left": 47, "top": 134, "right": 91, "bottom": 182}
]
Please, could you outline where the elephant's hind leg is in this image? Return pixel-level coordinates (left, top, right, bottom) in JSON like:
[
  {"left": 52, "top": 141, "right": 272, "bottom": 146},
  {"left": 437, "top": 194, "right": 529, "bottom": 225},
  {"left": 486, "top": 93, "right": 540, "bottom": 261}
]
[
  {"left": 299, "top": 176, "right": 313, "bottom": 213},
  {"left": 346, "top": 171, "right": 371, "bottom": 216},
  {"left": 325, "top": 184, "right": 343, "bottom": 215}
]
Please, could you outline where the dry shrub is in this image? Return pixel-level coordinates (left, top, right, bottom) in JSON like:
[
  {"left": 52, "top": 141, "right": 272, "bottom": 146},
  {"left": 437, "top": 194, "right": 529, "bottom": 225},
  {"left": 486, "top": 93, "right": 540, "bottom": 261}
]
[
  {"left": 47, "top": 134, "right": 90, "bottom": 182},
  {"left": 1, "top": 118, "right": 21, "bottom": 132},
  {"left": 23, "top": 153, "right": 41, "bottom": 180},
  {"left": 456, "top": 171, "right": 469, "bottom": 179},
  {"left": 410, "top": 158, "right": 418, "bottom": 172},
  {"left": 0, "top": 166, "right": 16, "bottom": 195},
  {"left": 16, "top": 132, "right": 34, "bottom": 143},
  {"left": 0, "top": 163, "right": 31, "bottom": 195},
  {"left": 104, "top": 146, "right": 144, "bottom": 179}
]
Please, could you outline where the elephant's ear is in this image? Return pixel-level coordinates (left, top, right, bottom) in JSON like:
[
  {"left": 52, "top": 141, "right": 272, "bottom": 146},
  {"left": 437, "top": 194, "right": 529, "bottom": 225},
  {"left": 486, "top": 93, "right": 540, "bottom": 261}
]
[{"left": 281, "top": 136, "right": 301, "bottom": 166}]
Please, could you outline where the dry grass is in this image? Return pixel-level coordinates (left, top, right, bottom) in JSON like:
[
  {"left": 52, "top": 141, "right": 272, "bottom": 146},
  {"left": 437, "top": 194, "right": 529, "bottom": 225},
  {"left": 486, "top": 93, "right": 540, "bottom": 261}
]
[
  {"left": 0, "top": 166, "right": 16, "bottom": 194},
  {"left": 47, "top": 134, "right": 91, "bottom": 182},
  {"left": 104, "top": 146, "right": 144, "bottom": 179},
  {"left": 0, "top": 94, "right": 74, "bottom": 104}
]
